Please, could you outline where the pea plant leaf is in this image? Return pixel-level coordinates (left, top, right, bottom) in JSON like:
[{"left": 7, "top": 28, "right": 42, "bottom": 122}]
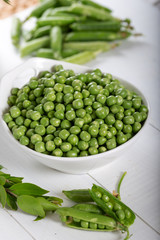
[
  {"left": 6, "top": 193, "right": 18, "bottom": 210},
  {"left": 44, "top": 196, "right": 63, "bottom": 206},
  {"left": 9, "top": 183, "right": 49, "bottom": 196},
  {"left": 0, "top": 176, "right": 6, "bottom": 186},
  {"left": 0, "top": 165, "right": 4, "bottom": 170},
  {"left": 8, "top": 176, "right": 24, "bottom": 184},
  {"left": 37, "top": 197, "right": 59, "bottom": 211},
  {"left": 17, "top": 195, "right": 45, "bottom": 217},
  {"left": 0, "top": 185, "right": 7, "bottom": 207}
]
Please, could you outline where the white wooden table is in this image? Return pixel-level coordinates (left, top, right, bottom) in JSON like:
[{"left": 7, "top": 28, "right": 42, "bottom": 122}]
[{"left": 0, "top": 0, "right": 160, "bottom": 239}]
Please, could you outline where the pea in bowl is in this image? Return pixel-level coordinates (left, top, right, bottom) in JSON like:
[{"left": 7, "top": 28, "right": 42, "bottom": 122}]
[{"left": 0, "top": 58, "right": 149, "bottom": 174}]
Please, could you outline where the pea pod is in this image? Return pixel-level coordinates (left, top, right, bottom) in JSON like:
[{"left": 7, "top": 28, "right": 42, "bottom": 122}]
[
  {"left": 62, "top": 50, "right": 102, "bottom": 65},
  {"left": 89, "top": 184, "right": 136, "bottom": 227},
  {"left": 70, "top": 20, "right": 121, "bottom": 32},
  {"left": 80, "top": 0, "right": 111, "bottom": 13},
  {"left": 20, "top": 36, "right": 50, "bottom": 57},
  {"left": 11, "top": 17, "right": 21, "bottom": 47},
  {"left": 50, "top": 26, "right": 62, "bottom": 59},
  {"left": 72, "top": 203, "right": 103, "bottom": 214},
  {"left": 68, "top": 3, "right": 113, "bottom": 21},
  {"left": 63, "top": 189, "right": 93, "bottom": 203},
  {"left": 56, "top": 207, "right": 128, "bottom": 235},
  {"left": 27, "top": 0, "right": 57, "bottom": 19},
  {"left": 36, "top": 48, "right": 80, "bottom": 59},
  {"left": 63, "top": 41, "right": 118, "bottom": 52},
  {"left": 65, "top": 31, "right": 131, "bottom": 42},
  {"left": 37, "top": 16, "right": 77, "bottom": 27}
]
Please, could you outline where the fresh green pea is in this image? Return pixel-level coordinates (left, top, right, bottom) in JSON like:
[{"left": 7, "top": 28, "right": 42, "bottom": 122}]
[
  {"left": 31, "top": 134, "right": 42, "bottom": 145},
  {"left": 44, "top": 134, "right": 53, "bottom": 142},
  {"left": 102, "top": 195, "right": 110, "bottom": 202},
  {"left": 133, "top": 112, "right": 142, "bottom": 122},
  {"left": 46, "top": 141, "right": 55, "bottom": 151},
  {"left": 117, "top": 134, "right": 127, "bottom": 145},
  {"left": 80, "top": 131, "right": 91, "bottom": 142},
  {"left": 35, "top": 125, "right": 46, "bottom": 136},
  {"left": 123, "top": 116, "right": 135, "bottom": 125},
  {"left": 116, "top": 210, "right": 125, "bottom": 220},
  {"left": 3, "top": 113, "right": 13, "bottom": 123},
  {"left": 59, "top": 129, "right": 70, "bottom": 140},
  {"left": 66, "top": 110, "right": 76, "bottom": 121},
  {"left": 35, "top": 141, "right": 45, "bottom": 153},
  {"left": 98, "top": 137, "right": 106, "bottom": 146},
  {"left": 74, "top": 118, "right": 84, "bottom": 128},
  {"left": 52, "top": 148, "right": 63, "bottom": 157},
  {"left": 78, "top": 141, "right": 89, "bottom": 150},
  {"left": 10, "top": 106, "right": 21, "bottom": 118},
  {"left": 106, "top": 202, "right": 113, "bottom": 210},
  {"left": 106, "top": 138, "right": 116, "bottom": 150},
  {"left": 133, "top": 122, "right": 141, "bottom": 133},
  {"left": 30, "top": 121, "right": 39, "bottom": 129},
  {"left": 20, "top": 136, "right": 29, "bottom": 146},
  {"left": 105, "top": 114, "right": 115, "bottom": 125},
  {"left": 60, "top": 142, "right": 72, "bottom": 152},
  {"left": 54, "top": 110, "right": 64, "bottom": 120},
  {"left": 70, "top": 126, "right": 81, "bottom": 135},
  {"left": 66, "top": 150, "right": 77, "bottom": 157},
  {"left": 114, "top": 120, "right": 123, "bottom": 130},
  {"left": 123, "top": 124, "right": 132, "bottom": 134}
]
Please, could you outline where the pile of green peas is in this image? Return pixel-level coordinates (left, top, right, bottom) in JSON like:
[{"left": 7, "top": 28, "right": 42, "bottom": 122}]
[{"left": 3, "top": 64, "right": 148, "bottom": 157}]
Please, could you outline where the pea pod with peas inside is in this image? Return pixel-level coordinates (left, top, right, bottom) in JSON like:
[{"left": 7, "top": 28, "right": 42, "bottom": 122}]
[
  {"left": 56, "top": 207, "right": 128, "bottom": 233},
  {"left": 89, "top": 184, "right": 136, "bottom": 227}
]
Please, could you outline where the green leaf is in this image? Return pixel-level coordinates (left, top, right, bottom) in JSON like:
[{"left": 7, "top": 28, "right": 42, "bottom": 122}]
[
  {"left": 9, "top": 183, "right": 49, "bottom": 196},
  {"left": 17, "top": 195, "right": 45, "bottom": 217},
  {"left": 0, "top": 165, "right": 4, "bottom": 170},
  {"left": 8, "top": 177, "right": 24, "bottom": 184},
  {"left": 44, "top": 196, "right": 63, "bottom": 206},
  {"left": 0, "top": 185, "right": 7, "bottom": 207},
  {"left": 0, "top": 176, "right": 6, "bottom": 186},
  {"left": 3, "top": 0, "right": 11, "bottom": 4},
  {"left": 34, "top": 215, "right": 45, "bottom": 221},
  {"left": 6, "top": 193, "right": 18, "bottom": 210},
  {"left": 37, "top": 197, "right": 59, "bottom": 211}
]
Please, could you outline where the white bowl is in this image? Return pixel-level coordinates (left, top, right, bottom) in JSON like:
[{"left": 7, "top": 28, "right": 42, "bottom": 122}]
[{"left": 0, "top": 58, "right": 150, "bottom": 174}]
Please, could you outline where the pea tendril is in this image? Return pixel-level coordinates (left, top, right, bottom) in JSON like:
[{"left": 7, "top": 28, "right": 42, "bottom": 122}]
[{"left": 117, "top": 171, "right": 127, "bottom": 200}]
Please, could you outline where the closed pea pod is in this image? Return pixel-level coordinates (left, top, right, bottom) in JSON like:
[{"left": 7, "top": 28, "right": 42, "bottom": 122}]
[
  {"left": 50, "top": 26, "right": 62, "bottom": 59},
  {"left": 11, "top": 17, "right": 21, "bottom": 47}
]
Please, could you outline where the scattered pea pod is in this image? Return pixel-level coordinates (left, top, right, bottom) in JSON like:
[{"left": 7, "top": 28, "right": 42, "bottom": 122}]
[
  {"left": 36, "top": 48, "right": 80, "bottom": 59},
  {"left": 65, "top": 31, "right": 131, "bottom": 42},
  {"left": 11, "top": 17, "right": 21, "bottom": 47},
  {"left": 37, "top": 16, "right": 77, "bottom": 27},
  {"left": 56, "top": 207, "right": 128, "bottom": 232},
  {"left": 50, "top": 26, "right": 62, "bottom": 59},
  {"left": 89, "top": 184, "right": 136, "bottom": 227},
  {"left": 63, "top": 189, "right": 93, "bottom": 203},
  {"left": 68, "top": 3, "right": 113, "bottom": 21}
]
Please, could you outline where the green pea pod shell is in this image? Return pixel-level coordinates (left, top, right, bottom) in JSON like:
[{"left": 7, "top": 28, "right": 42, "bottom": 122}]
[{"left": 63, "top": 189, "right": 93, "bottom": 203}]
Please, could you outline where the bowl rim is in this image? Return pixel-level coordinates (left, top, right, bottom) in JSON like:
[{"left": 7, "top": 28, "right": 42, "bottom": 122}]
[{"left": 0, "top": 58, "right": 150, "bottom": 162}]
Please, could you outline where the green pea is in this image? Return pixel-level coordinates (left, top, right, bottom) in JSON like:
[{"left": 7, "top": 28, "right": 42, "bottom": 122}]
[
  {"left": 61, "top": 119, "right": 71, "bottom": 129},
  {"left": 35, "top": 142, "right": 45, "bottom": 153},
  {"left": 44, "top": 134, "right": 54, "bottom": 142},
  {"left": 44, "top": 78, "right": 55, "bottom": 87},
  {"left": 73, "top": 217, "right": 80, "bottom": 223},
  {"left": 98, "top": 137, "right": 106, "bottom": 146},
  {"left": 95, "top": 107, "right": 107, "bottom": 119},
  {"left": 141, "top": 112, "right": 147, "bottom": 121},
  {"left": 46, "top": 92, "right": 56, "bottom": 101},
  {"left": 80, "top": 131, "right": 91, "bottom": 142},
  {"left": 63, "top": 85, "right": 74, "bottom": 94},
  {"left": 133, "top": 122, "right": 142, "bottom": 133},
  {"left": 81, "top": 220, "right": 89, "bottom": 228},
  {"left": 60, "top": 142, "right": 72, "bottom": 152},
  {"left": 95, "top": 191, "right": 102, "bottom": 198},
  {"left": 106, "top": 138, "right": 116, "bottom": 150},
  {"left": 106, "top": 131, "right": 113, "bottom": 139},
  {"left": 76, "top": 109, "right": 86, "bottom": 118},
  {"left": 124, "top": 109, "right": 132, "bottom": 116},
  {"left": 31, "top": 134, "right": 42, "bottom": 145},
  {"left": 59, "top": 129, "right": 70, "bottom": 140},
  {"left": 114, "top": 120, "right": 123, "bottom": 131},
  {"left": 74, "top": 91, "right": 83, "bottom": 100},
  {"left": 73, "top": 99, "right": 84, "bottom": 109},
  {"left": 102, "top": 194, "right": 110, "bottom": 202},
  {"left": 56, "top": 92, "right": 64, "bottom": 103},
  {"left": 10, "top": 106, "right": 21, "bottom": 118},
  {"left": 54, "top": 110, "right": 64, "bottom": 120},
  {"left": 82, "top": 89, "right": 90, "bottom": 98},
  {"left": 11, "top": 87, "right": 19, "bottom": 95},
  {"left": 116, "top": 210, "right": 125, "bottom": 220},
  {"left": 83, "top": 114, "right": 92, "bottom": 124},
  {"left": 34, "top": 104, "right": 44, "bottom": 115},
  {"left": 116, "top": 88, "right": 127, "bottom": 98},
  {"left": 52, "top": 148, "right": 63, "bottom": 157},
  {"left": 54, "top": 83, "right": 63, "bottom": 92},
  {"left": 99, "top": 128, "right": 107, "bottom": 137},
  {"left": 50, "top": 118, "right": 60, "bottom": 127},
  {"left": 88, "top": 85, "right": 99, "bottom": 95},
  {"left": 68, "top": 134, "right": 79, "bottom": 146},
  {"left": 125, "top": 209, "right": 131, "bottom": 219},
  {"left": 88, "top": 147, "right": 98, "bottom": 155},
  {"left": 123, "top": 124, "right": 132, "bottom": 134},
  {"left": 115, "top": 95, "right": 123, "bottom": 105},
  {"left": 64, "top": 93, "right": 74, "bottom": 104},
  {"left": 117, "top": 134, "right": 128, "bottom": 145},
  {"left": 3, "top": 113, "right": 13, "bottom": 123},
  {"left": 80, "top": 151, "right": 88, "bottom": 156},
  {"left": 98, "top": 224, "right": 105, "bottom": 229},
  {"left": 13, "top": 128, "right": 24, "bottom": 140},
  {"left": 30, "top": 121, "right": 39, "bottom": 129},
  {"left": 122, "top": 100, "right": 132, "bottom": 109},
  {"left": 20, "top": 136, "right": 29, "bottom": 146},
  {"left": 98, "top": 146, "right": 107, "bottom": 153},
  {"left": 78, "top": 141, "right": 89, "bottom": 151},
  {"left": 8, "top": 120, "right": 16, "bottom": 129},
  {"left": 123, "top": 116, "right": 135, "bottom": 125},
  {"left": 35, "top": 125, "right": 46, "bottom": 136},
  {"left": 105, "top": 114, "right": 115, "bottom": 125},
  {"left": 89, "top": 222, "right": 97, "bottom": 229},
  {"left": 46, "top": 141, "right": 55, "bottom": 152},
  {"left": 88, "top": 125, "right": 99, "bottom": 137},
  {"left": 139, "top": 105, "right": 148, "bottom": 113},
  {"left": 29, "top": 79, "right": 38, "bottom": 89},
  {"left": 133, "top": 112, "right": 142, "bottom": 122},
  {"left": 113, "top": 203, "right": 122, "bottom": 211},
  {"left": 132, "top": 98, "right": 141, "bottom": 109},
  {"left": 116, "top": 112, "right": 124, "bottom": 120},
  {"left": 26, "top": 129, "right": 35, "bottom": 138},
  {"left": 70, "top": 126, "right": 81, "bottom": 135},
  {"left": 89, "top": 138, "right": 98, "bottom": 148},
  {"left": 74, "top": 118, "right": 84, "bottom": 128},
  {"left": 43, "top": 101, "right": 54, "bottom": 112},
  {"left": 66, "top": 110, "right": 76, "bottom": 121},
  {"left": 66, "top": 150, "right": 77, "bottom": 157},
  {"left": 109, "top": 127, "right": 117, "bottom": 136},
  {"left": 106, "top": 96, "right": 116, "bottom": 106},
  {"left": 72, "top": 146, "right": 80, "bottom": 154},
  {"left": 46, "top": 125, "right": 56, "bottom": 134},
  {"left": 96, "top": 94, "right": 106, "bottom": 104},
  {"left": 106, "top": 202, "right": 113, "bottom": 210}
]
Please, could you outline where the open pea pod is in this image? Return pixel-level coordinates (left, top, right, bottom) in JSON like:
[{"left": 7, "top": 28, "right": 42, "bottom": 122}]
[
  {"left": 56, "top": 207, "right": 127, "bottom": 232},
  {"left": 72, "top": 203, "right": 103, "bottom": 214},
  {"left": 89, "top": 184, "right": 136, "bottom": 227}
]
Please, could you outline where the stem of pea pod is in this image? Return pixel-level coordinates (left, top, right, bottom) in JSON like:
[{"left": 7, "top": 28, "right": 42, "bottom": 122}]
[
  {"left": 113, "top": 171, "right": 127, "bottom": 200},
  {"left": 6, "top": 188, "right": 18, "bottom": 198}
]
